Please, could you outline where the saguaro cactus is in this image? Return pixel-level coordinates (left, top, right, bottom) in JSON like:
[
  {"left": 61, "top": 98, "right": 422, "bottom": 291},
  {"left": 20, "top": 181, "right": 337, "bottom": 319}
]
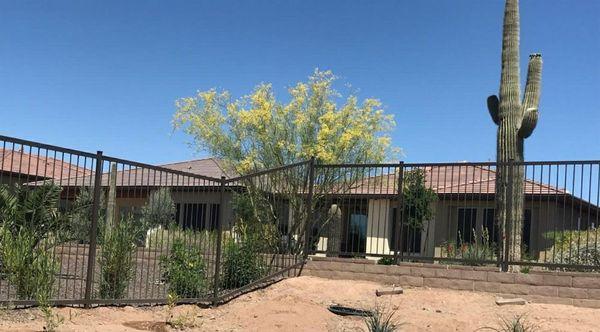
[{"left": 487, "top": 0, "right": 542, "bottom": 265}]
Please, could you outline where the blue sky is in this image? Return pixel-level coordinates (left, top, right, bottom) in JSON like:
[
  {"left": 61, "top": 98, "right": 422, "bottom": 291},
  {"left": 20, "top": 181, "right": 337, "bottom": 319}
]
[{"left": 0, "top": 0, "right": 598, "bottom": 165}]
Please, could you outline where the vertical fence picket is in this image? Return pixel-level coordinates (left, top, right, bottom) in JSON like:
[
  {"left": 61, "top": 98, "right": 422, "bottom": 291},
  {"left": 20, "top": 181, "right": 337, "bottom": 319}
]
[{"left": 84, "top": 151, "right": 103, "bottom": 307}]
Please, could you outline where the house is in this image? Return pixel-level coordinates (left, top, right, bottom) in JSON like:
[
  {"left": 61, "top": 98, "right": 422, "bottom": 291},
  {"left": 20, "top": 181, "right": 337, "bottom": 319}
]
[
  {"left": 31, "top": 157, "right": 238, "bottom": 231},
  {"left": 313, "top": 164, "right": 600, "bottom": 260},
  {"left": 0, "top": 148, "right": 90, "bottom": 185}
]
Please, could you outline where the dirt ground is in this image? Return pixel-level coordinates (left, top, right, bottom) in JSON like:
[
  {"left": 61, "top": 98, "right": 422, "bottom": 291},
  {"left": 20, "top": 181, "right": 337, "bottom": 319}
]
[{"left": 0, "top": 276, "right": 598, "bottom": 332}]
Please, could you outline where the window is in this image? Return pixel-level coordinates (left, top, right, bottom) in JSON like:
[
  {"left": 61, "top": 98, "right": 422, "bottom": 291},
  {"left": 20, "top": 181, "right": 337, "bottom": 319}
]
[
  {"left": 341, "top": 204, "right": 368, "bottom": 255},
  {"left": 457, "top": 208, "right": 477, "bottom": 244},
  {"left": 208, "top": 203, "right": 219, "bottom": 231},
  {"left": 181, "top": 203, "right": 207, "bottom": 230},
  {"left": 390, "top": 207, "right": 422, "bottom": 253},
  {"left": 481, "top": 208, "right": 531, "bottom": 251}
]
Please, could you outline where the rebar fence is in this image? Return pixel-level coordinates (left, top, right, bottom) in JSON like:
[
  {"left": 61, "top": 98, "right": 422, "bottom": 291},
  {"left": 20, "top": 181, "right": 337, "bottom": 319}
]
[
  {"left": 310, "top": 161, "right": 600, "bottom": 272},
  {"left": 0, "top": 135, "right": 309, "bottom": 307},
  {"left": 1, "top": 133, "right": 599, "bottom": 307}
]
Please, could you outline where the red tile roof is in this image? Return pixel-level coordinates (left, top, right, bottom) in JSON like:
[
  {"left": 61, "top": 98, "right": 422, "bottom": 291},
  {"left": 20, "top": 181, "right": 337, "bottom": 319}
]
[
  {"left": 348, "top": 165, "right": 567, "bottom": 196},
  {"left": 0, "top": 148, "right": 91, "bottom": 180}
]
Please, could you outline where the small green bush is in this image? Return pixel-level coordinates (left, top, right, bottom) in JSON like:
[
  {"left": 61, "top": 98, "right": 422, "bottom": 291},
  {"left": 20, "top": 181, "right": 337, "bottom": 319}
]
[
  {"left": 377, "top": 257, "right": 395, "bottom": 265},
  {"left": 364, "top": 303, "right": 400, "bottom": 332},
  {"left": 99, "top": 217, "right": 141, "bottom": 299},
  {"left": 160, "top": 239, "right": 207, "bottom": 298},
  {"left": 0, "top": 227, "right": 58, "bottom": 300},
  {"left": 220, "top": 238, "right": 266, "bottom": 290},
  {"left": 482, "top": 314, "right": 538, "bottom": 332}
]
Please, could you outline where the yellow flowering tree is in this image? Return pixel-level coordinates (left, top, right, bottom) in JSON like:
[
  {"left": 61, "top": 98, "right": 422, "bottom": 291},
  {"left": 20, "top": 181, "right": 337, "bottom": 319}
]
[
  {"left": 173, "top": 70, "right": 397, "bottom": 256},
  {"left": 173, "top": 70, "right": 396, "bottom": 173}
]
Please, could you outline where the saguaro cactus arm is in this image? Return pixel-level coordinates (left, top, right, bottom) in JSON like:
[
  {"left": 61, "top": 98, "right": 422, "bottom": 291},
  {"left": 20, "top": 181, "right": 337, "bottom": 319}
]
[
  {"left": 487, "top": 95, "right": 500, "bottom": 124},
  {"left": 519, "top": 108, "right": 538, "bottom": 138},
  {"left": 522, "top": 53, "right": 543, "bottom": 111}
]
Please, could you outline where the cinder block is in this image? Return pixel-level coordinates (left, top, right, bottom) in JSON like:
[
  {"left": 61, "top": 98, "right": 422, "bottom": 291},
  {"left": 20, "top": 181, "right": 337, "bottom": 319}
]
[
  {"left": 424, "top": 277, "right": 473, "bottom": 291},
  {"left": 497, "top": 283, "right": 530, "bottom": 295},
  {"left": 527, "top": 285, "right": 558, "bottom": 297},
  {"left": 541, "top": 274, "right": 572, "bottom": 287},
  {"left": 587, "top": 288, "right": 600, "bottom": 300},
  {"left": 515, "top": 273, "right": 544, "bottom": 285},
  {"left": 411, "top": 267, "right": 437, "bottom": 278},
  {"left": 434, "top": 268, "right": 462, "bottom": 279},
  {"left": 573, "top": 277, "right": 600, "bottom": 289},
  {"left": 363, "top": 264, "right": 388, "bottom": 274},
  {"left": 487, "top": 272, "right": 516, "bottom": 284},
  {"left": 474, "top": 281, "right": 502, "bottom": 293},
  {"left": 557, "top": 287, "right": 588, "bottom": 299},
  {"left": 460, "top": 270, "right": 488, "bottom": 281},
  {"left": 398, "top": 275, "right": 424, "bottom": 287},
  {"left": 387, "top": 265, "right": 412, "bottom": 276}
]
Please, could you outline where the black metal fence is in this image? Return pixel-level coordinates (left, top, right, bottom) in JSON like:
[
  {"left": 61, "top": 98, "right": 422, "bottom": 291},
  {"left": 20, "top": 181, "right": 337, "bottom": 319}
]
[
  {"left": 1, "top": 133, "right": 599, "bottom": 307},
  {"left": 310, "top": 161, "right": 600, "bottom": 272},
  {"left": 0, "top": 135, "right": 309, "bottom": 307}
]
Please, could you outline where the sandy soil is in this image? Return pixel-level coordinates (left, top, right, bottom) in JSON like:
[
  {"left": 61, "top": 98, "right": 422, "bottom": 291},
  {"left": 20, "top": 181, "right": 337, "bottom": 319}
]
[{"left": 0, "top": 276, "right": 597, "bottom": 332}]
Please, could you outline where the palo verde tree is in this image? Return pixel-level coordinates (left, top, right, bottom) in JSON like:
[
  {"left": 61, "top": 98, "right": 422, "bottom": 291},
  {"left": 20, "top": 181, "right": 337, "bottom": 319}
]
[
  {"left": 173, "top": 70, "right": 397, "bottom": 255},
  {"left": 487, "top": 0, "right": 542, "bottom": 264}
]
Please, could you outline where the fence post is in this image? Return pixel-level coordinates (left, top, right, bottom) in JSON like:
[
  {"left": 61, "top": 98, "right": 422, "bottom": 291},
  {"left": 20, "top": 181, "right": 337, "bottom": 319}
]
[
  {"left": 212, "top": 176, "right": 227, "bottom": 305},
  {"left": 394, "top": 161, "right": 405, "bottom": 264},
  {"left": 502, "top": 159, "right": 515, "bottom": 272},
  {"left": 84, "top": 151, "right": 103, "bottom": 308},
  {"left": 304, "top": 157, "right": 316, "bottom": 259}
]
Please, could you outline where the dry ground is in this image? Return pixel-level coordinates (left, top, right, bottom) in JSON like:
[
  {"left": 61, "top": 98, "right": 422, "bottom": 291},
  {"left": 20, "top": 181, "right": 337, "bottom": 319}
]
[{"left": 0, "top": 276, "right": 597, "bottom": 332}]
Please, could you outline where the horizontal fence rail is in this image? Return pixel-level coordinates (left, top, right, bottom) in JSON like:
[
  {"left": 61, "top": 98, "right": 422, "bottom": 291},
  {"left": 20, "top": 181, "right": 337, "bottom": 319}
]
[{"left": 1, "top": 133, "right": 599, "bottom": 308}]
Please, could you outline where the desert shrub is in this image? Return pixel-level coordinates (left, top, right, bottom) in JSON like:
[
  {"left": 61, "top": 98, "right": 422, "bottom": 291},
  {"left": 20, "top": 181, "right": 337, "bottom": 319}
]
[
  {"left": 364, "top": 303, "right": 400, "bottom": 332},
  {"left": 140, "top": 188, "right": 176, "bottom": 228},
  {"left": 220, "top": 238, "right": 266, "bottom": 289},
  {"left": 442, "top": 229, "right": 495, "bottom": 266},
  {"left": 99, "top": 216, "right": 142, "bottom": 299},
  {"left": 377, "top": 257, "right": 395, "bottom": 265},
  {"left": 0, "top": 227, "right": 58, "bottom": 300},
  {"left": 481, "top": 314, "right": 538, "bottom": 332},
  {"left": 544, "top": 229, "right": 600, "bottom": 271},
  {"left": 146, "top": 226, "right": 216, "bottom": 251},
  {"left": 67, "top": 187, "right": 106, "bottom": 243},
  {"left": 0, "top": 183, "right": 66, "bottom": 249},
  {"left": 160, "top": 239, "right": 207, "bottom": 298}
]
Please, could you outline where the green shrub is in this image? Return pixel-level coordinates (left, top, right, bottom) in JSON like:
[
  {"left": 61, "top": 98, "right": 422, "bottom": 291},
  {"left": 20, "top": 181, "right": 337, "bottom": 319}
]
[
  {"left": 482, "top": 314, "right": 538, "bottom": 332},
  {"left": 146, "top": 226, "right": 216, "bottom": 251},
  {"left": 160, "top": 239, "right": 207, "bottom": 298},
  {"left": 544, "top": 229, "right": 600, "bottom": 271},
  {"left": 67, "top": 187, "right": 106, "bottom": 244},
  {"left": 442, "top": 229, "right": 496, "bottom": 266},
  {"left": 364, "top": 303, "right": 400, "bottom": 332},
  {"left": 0, "top": 227, "right": 58, "bottom": 300},
  {"left": 220, "top": 238, "right": 266, "bottom": 290},
  {"left": 377, "top": 257, "right": 395, "bottom": 265},
  {"left": 99, "top": 217, "right": 141, "bottom": 299},
  {"left": 140, "top": 188, "right": 176, "bottom": 229}
]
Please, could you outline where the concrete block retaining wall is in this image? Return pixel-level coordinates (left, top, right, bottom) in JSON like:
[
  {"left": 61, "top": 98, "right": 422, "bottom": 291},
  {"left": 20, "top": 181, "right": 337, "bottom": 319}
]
[{"left": 301, "top": 256, "right": 600, "bottom": 309}]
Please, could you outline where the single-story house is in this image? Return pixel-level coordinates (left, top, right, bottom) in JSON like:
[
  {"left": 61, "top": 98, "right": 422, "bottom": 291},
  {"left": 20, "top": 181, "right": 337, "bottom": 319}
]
[{"left": 313, "top": 164, "right": 600, "bottom": 260}]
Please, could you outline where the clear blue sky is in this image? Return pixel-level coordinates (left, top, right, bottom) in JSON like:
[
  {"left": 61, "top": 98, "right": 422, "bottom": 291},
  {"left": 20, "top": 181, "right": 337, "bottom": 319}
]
[{"left": 1, "top": 0, "right": 598, "bottom": 164}]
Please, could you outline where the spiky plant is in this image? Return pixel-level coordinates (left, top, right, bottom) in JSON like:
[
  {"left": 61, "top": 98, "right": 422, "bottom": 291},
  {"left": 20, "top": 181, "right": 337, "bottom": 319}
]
[{"left": 487, "top": 0, "right": 542, "bottom": 265}]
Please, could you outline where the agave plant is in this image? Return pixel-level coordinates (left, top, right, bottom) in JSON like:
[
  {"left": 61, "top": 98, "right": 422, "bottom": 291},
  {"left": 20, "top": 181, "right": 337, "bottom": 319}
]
[{"left": 0, "top": 182, "right": 66, "bottom": 249}]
